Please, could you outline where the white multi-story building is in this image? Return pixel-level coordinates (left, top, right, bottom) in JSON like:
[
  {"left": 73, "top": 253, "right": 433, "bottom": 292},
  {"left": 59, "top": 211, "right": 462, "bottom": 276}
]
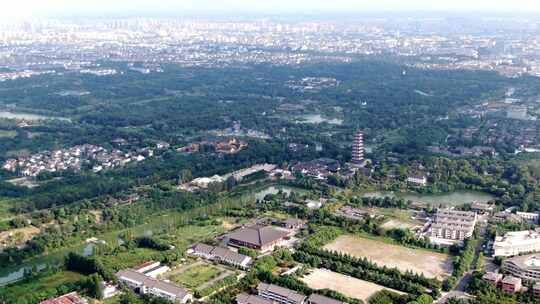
[
  {"left": 257, "top": 283, "right": 306, "bottom": 304},
  {"left": 516, "top": 212, "right": 540, "bottom": 223},
  {"left": 116, "top": 269, "right": 192, "bottom": 303},
  {"left": 502, "top": 254, "right": 540, "bottom": 282},
  {"left": 429, "top": 209, "right": 477, "bottom": 241},
  {"left": 493, "top": 229, "right": 540, "bottom": 257}
]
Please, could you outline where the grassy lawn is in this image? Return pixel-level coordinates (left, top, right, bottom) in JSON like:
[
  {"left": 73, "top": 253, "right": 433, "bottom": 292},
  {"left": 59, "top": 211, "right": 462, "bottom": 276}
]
[
  {"left": 103, "top": 295, "right": 121, "bottom": 304},
  {"left": 0, "top": 130, "right": 16, "bottom": 138},
  {"left": 0, "top": 199, "right": 15, "bottom": 222},
  {"left": 169, "top": 264, "right": 225, "bottom": 289},
  {"left": 2, "top": 271, "right": 83, "bottom": 300},
  {"left": 101, "top": 247, "right": 163, "bottom": 271}
]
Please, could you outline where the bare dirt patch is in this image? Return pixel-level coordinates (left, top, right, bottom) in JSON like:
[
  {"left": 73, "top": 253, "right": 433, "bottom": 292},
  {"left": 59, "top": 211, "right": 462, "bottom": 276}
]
[
  {"left": 0, "top": 226, "right": 40, "bottom": 248},
  {"left": 324, "top": 235, "right": 452, "bottom": 279},
  {"left": 301, "top": 268, "right": 404, "bottom": 302},
  {"left": 89, "top": 210, "right": 103, "bottom": 224},
  {"left": 380, "top": 219, "right": 417, "bottom": 230},
  {"left": 221, "top": 220, "right": 238, "bottom": 231}
]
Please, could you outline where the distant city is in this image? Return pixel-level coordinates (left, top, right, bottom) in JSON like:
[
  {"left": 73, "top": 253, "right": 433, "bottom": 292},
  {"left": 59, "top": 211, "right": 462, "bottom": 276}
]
[{"left": 1, "top": 16, "right": 540, "bottom": 79}]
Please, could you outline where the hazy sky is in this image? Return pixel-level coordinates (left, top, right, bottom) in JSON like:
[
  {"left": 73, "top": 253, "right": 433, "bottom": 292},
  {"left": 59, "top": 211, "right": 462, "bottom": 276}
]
[{"left": 3, "top": 0, "right": 540, "bottom": 18}]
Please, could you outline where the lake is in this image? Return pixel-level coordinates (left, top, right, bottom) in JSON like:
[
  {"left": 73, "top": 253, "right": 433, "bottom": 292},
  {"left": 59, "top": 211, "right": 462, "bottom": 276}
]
[
  {"left": 295, "top": 114, "right": 343, "bottom": 125},
  {"left": 362, "top": 190, "right": 495, "bottom": 207},
  {"left": 0, "top": 111, "right": 71, "bottom": 122}
]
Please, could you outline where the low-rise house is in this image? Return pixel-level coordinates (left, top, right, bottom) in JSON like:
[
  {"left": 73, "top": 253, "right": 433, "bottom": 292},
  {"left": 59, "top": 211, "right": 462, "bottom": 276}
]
[
  {"left": 281, "top": 218, "right": 305, "bottom": 230},
  {"left": 131, "top": 261, "right": 170, "bottom": 278},
  {"left": 144, "top": 265, "right": 170, "bottom": 279},
  {"left": 533, "top": 282, "right": 540, "bottom": 297},
  {"left": 471, "top": 202, "right": 494, "bottom": 214},
  {"left": 307, "top": 294, "right": 344, "bottom": 304},
  {"left": 257, "top": 283, "right": 306, "bottom": 304},
  {"left": 501, "top": 276, "right": 522, "bottom": 294},
  {"left": 304, "top": 199, "right": 324, "bottom": 209},
  {"left": 336, "top": 205, "right": 369, "bottom": 221},
  {"left": 407, "top": 174, "right": 427, "bottom": 186},
  {"left": 227, "top": 225, "right": 289, "bottom": 252},
  {"left": 101, "top": 281, "right": 119, "bottom": 299},
  {"left": 482, "top": 272, "right": 503, "bottom": 286},
  {"left": 133, "top": 261, "right": 161, "bottom": 273},
  {"left": 492, "top": 211, "right": 523, "bottom": 223},
  {"left": 236, "top": 293, "right": 274, "bottom": 304},
  {"left": 291, "top": 158, "right": 340, "bottom": 180},
  {"left": 40, "top": 292, "right": 88, "bottom": 304},
  {"left": 190, "top": 175, "right": 224, "bottom": 189},
  {"left": 188, "top": 243, "right": 252, "bottom": 269},
  {"left": 116, "top": 269, "right": 192, "bottom": 303}
]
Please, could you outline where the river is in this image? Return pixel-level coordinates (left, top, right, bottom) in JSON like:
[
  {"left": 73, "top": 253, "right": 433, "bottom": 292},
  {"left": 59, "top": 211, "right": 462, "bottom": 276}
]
[
  {"left": 0, "top": 111, "right": 71, "bottom": 122},
  {"left": 362, "top": 190, "right": 495, "bottom": 207},
  {"left": 0, "top": 243, "right": 95, "bottom": 286}
]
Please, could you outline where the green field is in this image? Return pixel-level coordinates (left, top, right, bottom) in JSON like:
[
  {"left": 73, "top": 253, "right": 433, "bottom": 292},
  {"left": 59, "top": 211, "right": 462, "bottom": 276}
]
[
  {"left": 0, "top": 130, "right": 16, "bottom": 138},
  {"left": 169, "top": 264, "right": 226, "bottom": 289},
  {"left": 0, "top": 271, "right": 83, "bottom": 302}
]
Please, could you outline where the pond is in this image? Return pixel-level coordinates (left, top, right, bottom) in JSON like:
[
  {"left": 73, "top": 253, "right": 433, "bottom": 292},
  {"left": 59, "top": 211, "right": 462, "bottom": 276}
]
[
  {"left": 252, "top": 184, "right": 311, "bottom": 201},
  {"left": 254, "top": 185, "right": 297, "bottom": 201},
  {"left": 0, "top": 111, "right": 71, "bottom": 122},
  {"left": 295, "top": 114, "right": 343, "bottom": 125},
  {"left": 362, "top": 190, "right": 495, "bottom": 207},
  {"left": 0, "top": 243, "right": 94, "bottom": 286}
]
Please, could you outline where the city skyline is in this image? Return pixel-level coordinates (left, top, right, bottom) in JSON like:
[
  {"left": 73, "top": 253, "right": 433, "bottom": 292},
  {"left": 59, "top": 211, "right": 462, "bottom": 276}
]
[{"left": 2, "top": 0, "right": 540, "bottom": 19}]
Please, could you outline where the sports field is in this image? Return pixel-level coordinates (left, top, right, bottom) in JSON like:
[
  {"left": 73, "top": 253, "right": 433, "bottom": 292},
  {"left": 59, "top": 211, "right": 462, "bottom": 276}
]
[
  {"left": 301, "top": 268, "right": 404, "bottom": 301},
  {"left": 324, "top": 235, "right": 452, "bottom": 279}
]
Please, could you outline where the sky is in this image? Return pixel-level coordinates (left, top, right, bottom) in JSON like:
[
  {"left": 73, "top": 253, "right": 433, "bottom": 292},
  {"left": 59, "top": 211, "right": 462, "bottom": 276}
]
[{"left": 2, "top": 0, "right": 540, "bottom": 19}]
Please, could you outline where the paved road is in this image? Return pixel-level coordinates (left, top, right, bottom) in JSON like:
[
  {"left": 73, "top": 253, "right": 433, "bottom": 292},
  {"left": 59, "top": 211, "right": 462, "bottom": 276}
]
[{"left": 438, "top": 222, "right": 487, "bottom": 303}]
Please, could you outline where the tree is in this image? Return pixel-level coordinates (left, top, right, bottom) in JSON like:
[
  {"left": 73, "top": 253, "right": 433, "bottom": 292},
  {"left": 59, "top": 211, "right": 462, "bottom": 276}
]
[{"left": 86, "top": 273, "right": 104, "bottom": 299}]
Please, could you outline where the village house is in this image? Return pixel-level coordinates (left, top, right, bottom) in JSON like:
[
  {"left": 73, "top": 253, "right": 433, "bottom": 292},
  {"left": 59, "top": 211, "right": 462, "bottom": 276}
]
[
  {"left": 482, "top": 272, "right": 503, "bottom": 286},
  {"left": 407, "top": 174, "right": 427, "bottom": 186},
  {"left": 501, "top": 276, "right": 522, "bottom": 294},
  {"left": 40, "top": 292, "right": 88, "bottom": 304}
]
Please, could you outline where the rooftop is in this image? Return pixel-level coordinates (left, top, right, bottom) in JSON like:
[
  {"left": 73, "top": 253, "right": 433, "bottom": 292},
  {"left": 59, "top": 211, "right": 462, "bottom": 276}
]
[
  {"left": 258, "top": 283, "right": 306, "bottom": 304},
  {"left": 501, "top": 275, "right": 522, "bottom": 285},
  {"left": 236, "top": 293, "right": 274, "bottom": 304},
  {"left": 307, "top": 294, "right": 344, "bottom": 304},
  {"left": 504, "top": 253, "right": 540, "bottom": 271},
  {"left": 116, "top": 269, "right": 190, "bottom": 298},
  {"left": 482, "top": 272, "right": 502, "bottom": 281},
  {"left": 228, "top": 225, "right": 289, "bottom": 247},
  {"left": 40, "top": 292, "right": 87, "bottom": 304}
]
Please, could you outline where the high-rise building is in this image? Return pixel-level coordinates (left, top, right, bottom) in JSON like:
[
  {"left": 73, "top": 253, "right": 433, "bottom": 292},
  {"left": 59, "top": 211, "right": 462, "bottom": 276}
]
[{"left": 351, "top": 130, "right": 364, "bottom": 165}]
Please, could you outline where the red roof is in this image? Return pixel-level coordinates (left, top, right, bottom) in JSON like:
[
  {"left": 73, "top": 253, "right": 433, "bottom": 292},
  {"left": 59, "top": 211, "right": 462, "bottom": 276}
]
[{"left": 40, "top": 292, "right": 87, "bottom": 304}]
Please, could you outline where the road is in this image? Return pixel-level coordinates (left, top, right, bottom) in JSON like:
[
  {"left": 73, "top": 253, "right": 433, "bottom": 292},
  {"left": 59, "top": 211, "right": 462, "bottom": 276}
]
[{"left": 437, "top": 220, "right": 487, "bottom": 303}]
